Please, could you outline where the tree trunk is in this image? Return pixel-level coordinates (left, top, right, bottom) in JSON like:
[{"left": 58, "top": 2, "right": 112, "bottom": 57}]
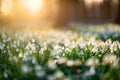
[
  {"left": 0, "top": 0, "right": 2, "bottom": 25},
  {"left": 54, "top": 0, "right": 79, "bottom": 27},
  {"left": 102, "top": 0, "right": 111, "bottom": 22},
  {"left": 80, "top": 0, "right": 87, "bottom": 22},
  {"left": 116, "top": 0, "right": 120, "bottom": 24},
  {"left": 54, "top": 0, "right": 66, "bottom": 27}
]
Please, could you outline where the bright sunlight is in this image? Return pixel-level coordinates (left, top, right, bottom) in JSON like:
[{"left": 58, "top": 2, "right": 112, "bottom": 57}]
[
  {"left": 25, "top": 0, "right": 43, "bottom": 14},
  {"left": 1, "top": 0, "right": 13, "bottom": 16},
  {"left": 0, "top": 0, "right": 120, "bottom": 80}
]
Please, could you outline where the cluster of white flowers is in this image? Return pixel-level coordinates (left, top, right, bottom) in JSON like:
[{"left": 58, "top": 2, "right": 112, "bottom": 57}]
[
  {"left": 103, "top": 54, "right": 117, "bottom": 66},
  {"left": 0, "top": 43, "right": 4, "bottom": 50},
  {"left": 0, "top": 26, "right": 120, "bottom": 79},
  {"left": 83, "top": 66, "right": 95, "bottom": 77},
  {"left": 85, "top": 58, "right": 100, "bottom": 66}
]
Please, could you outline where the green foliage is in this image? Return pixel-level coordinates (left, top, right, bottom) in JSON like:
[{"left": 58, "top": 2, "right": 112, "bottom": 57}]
[{"left": 0, "top": 25, "right": 120, "bottom": 80}]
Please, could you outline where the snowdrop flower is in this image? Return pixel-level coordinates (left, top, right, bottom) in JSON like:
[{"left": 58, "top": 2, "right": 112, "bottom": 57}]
[
  {"left": 35, "top": 64, "right": 42, "bottom": 71},
  {"left": 6, "top": 45, "right": 10, "bottom": 49},
  {"left": 7, "top": 37, "right": 11, "bottom": 42},
  {"left": 22, "top": 64, "right": 32, "bottom": 73},
  {"left": 65, "top": 41, "right": 70, "bottom": 47},
  {"left": 3, "top": 72, "right": 8, "bottom": 78},
  {"left": 105, "top": 39, "right": 112, "bottom": 48},
  {"left": 54, "top": 45, "right": 61, "bottom": 50},
  {"left": 2, "top": 33, "right": 7, "bottom": 39},
  {"left": 54, "top": 70, "right": 64, "bottom": 78},
  {"left": 3, "top": 50, "right": 7, "bottom": 53},
  {"left": 25, "top": 42, "right": 36, "bottom": 51},
  {"left": 100, "top": 42, "right": 106, "bottom": 49},
  {"left": 89, "top": 67, "right": 95, "bottom": 76},
  {"left": 65, "top": 48, "right": 71, "bottom": 52},
  {"left": 85, "top": 58, "right": 99, "bottom": 66},
  {"left": 47, "top": 59, "right": 57, "bottom": 70},
  {"left": 32, "top": 57, "right": 37, "bottom": 64},
  {"left": 78, "top": 52, "right": 83, "bottom": 58},
  {"left": 64, "top": 77, "right": 71, "bottom": 80},
  {"left": 67, "top": 60, "right": 74, "bottom": 67},
  {"left": 0, "top": 43, "right": 4, "bottom": 50},
  {"left": 35, "top": 64, "right": 45, "bottom": 77},
  {"left": 90, "top": 39, "right": 97, "bottom": 46},
  {"left": 83, "top": 66, "right": 95, "bottom": 77},
  {"left": 16, "top": 48, "right": 19, "bottom": 52},
  {"left": 69, "top": 42, "right": 77, "bottom": 49},
  {"left": 92, "top": 47, "right": 98, "bottom": 53},
  {"left": 30, "top": 44, "right": 36, "bottom": 51},
  {"left": 57, "top": 57, "right": 67, "bottom": 64},
  {"left": 18, "top": 53, "right": 23, "bottom": 58},
  {"left": 103, "top": 54, "right": 117, "bottom": 65},
  {"left": 79, "top": 41, "right": 87, "bottom": 49},
  {"left": 74, "top": 60, "right": 81, "bottom": 66},
  {"left": 110, "top": 42, "right": 118, "bottom": 53},
  {"left": 52, "top": 49, "right": 62, "bottom": 57},
  {"left": 47, "top": 75, "right": 56, "bottom": 80},
  {"left": 39, "top": 48, "right": 44, "bottom": 55},
  {"left": 35, "top": 70, "right": 45, "bottom": 77},
  {"left": 112, "top": 58, "right": 119, "bottom": 67},
  {"left": 22, "top": 53, "right": 31, "bottom": 62},
  {"left": 3, "top": 39, "right": 7, "bottom": 43},
  {"left": 12, "top": 44, "right": 17, "bottom": 49},
  {"left": 32, "top": 39, "right": 35, "bottom": 43}
]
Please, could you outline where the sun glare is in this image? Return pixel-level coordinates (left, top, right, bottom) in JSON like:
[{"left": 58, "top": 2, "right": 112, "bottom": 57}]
[
  {"left": 1, "top": 0, "right": 13, "bottom": 16},
  {"left": 25, "top": 0, "right": 43, "bottom": 14},
  {"left": 85, "top": 0, "right": 103, "bottom": 4}
]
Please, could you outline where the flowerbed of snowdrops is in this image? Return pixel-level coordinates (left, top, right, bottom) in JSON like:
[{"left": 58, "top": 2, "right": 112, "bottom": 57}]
[{"left": 0, "top": 24, "right": 120, "bottom": 80}]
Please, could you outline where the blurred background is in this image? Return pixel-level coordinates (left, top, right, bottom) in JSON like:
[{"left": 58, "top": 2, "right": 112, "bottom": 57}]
[{"left": 0, "top": 0, "right": 120, "bottom": 26}]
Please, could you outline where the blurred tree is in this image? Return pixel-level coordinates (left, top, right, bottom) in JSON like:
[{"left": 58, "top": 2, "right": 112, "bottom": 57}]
[
  {"left": 102, "top": 0, "right": 112, "bottom": 22},
  {"left": 54, "top": 0, "right": 69, "bottom": 27},
  {"left": 0, "top": 0, "right": 1, "bottom": 13},
  {"left": 0, "top": 0, "right": 2, "bottom": 17},
  {"left": 54, "top": 0, "right": 79, "bottom": 27},
  {"left": 116, "top": 0, "right": 120, "bottom": 24},
  {"left": 78, "top": 0, "right": 87, "bottom": 22}
]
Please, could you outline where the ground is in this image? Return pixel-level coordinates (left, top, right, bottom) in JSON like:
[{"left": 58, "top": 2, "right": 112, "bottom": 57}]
[{"left": 0, "top": 24, "right": 120, "bottom": 80}]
